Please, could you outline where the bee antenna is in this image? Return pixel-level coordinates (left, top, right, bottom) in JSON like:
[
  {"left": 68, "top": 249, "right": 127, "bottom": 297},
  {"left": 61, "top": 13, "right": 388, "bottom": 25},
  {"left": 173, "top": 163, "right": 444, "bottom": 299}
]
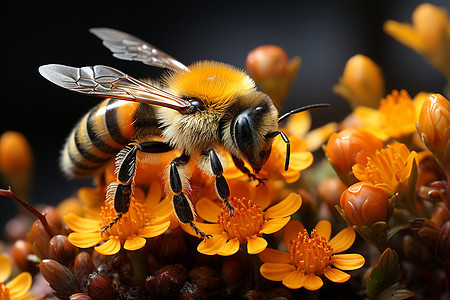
[
  {"left": 278, "top": 103, "right": 331, "bottom": 124},
  {"left": 266, "top": 131, "right": 290, "bottom": 171}
]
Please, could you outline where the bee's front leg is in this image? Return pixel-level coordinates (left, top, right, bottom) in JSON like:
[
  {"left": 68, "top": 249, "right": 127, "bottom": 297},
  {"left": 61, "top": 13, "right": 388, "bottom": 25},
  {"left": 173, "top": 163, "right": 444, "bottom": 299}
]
[{"left": 231, "top": 154, "right": 267, "bottom": 187}]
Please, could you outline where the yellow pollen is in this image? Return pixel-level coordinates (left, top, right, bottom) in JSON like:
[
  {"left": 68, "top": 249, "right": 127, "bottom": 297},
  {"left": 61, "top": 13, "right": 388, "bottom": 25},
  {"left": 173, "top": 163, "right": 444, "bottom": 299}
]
[
  {"left": 379, "top": 90, "right": 416, "bottom": 137},
  {"left": 289, "top": 229, "right": 333, "bottom": 275},
  {"left": 218, "top": 197, "right": 264, "bottom": 244},
  {"left": 100, "top": 198, "right": 149, "bottom": 242},
  {"left": 0, "top": 283, "right": 9, "bottom": 299}
]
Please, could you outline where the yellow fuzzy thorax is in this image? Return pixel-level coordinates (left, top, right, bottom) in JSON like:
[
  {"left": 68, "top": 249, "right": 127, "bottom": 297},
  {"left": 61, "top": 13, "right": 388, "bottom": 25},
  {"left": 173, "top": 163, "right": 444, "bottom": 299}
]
[{"left": 163, "top": 61, "right": 256, "bottom": 107}]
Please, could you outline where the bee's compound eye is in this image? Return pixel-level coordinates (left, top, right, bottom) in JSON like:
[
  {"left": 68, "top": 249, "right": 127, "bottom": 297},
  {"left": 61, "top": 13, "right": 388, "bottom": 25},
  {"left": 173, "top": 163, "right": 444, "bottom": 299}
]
[{"left": 234, "top": 116, "right": 253, "bottom": 155}]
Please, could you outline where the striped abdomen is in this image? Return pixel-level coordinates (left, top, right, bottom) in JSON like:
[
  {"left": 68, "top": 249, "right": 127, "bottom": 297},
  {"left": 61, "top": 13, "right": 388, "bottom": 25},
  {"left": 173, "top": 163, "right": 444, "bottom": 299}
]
[{"left": 61, "top": 99, "right": 159, "bottom": 177}]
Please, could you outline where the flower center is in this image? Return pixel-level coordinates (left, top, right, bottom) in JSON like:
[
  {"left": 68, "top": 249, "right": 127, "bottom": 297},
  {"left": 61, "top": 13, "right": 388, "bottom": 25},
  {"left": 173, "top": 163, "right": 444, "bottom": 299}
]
[
  {"left": 100, "top": 198, "right": 149, "bottom": 242},
  {"left": 289, "top": 229, "right": 333, "bottom": 275},
  {"left": 379, "top": 90, "right": 416, "bottom": 137},
  {"left": 0, "top": 283, "right": 9, "bottom": 299},
  {"left": 218, "top": 197, "right": 264, "bottom": 244}
]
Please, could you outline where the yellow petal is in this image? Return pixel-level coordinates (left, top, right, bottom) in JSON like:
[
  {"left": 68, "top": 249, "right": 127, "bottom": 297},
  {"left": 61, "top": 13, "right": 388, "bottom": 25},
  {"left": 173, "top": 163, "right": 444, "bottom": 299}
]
[
  {"left": 383, "top": 20, "right": 425, "bottom": 53},
  {"left": 283, "top": 220, "right": 304, "bottom": 249},
  {"left": 197, "top": 233, "right": 227, "bottom": 255},
  {"left": 282, "top": 270, "right": 306, "bottom": 289},
  {"left": 144, "top": 181, "right": 162, "bottom": 208},
  {"left": 286, "top": 111, "right": 311, "bottom": 137},
  {"left": 288, "top": 152, "right": 313, "bottom": 171},
  {"left": 124, "top": 235, "right": 147, "bottom": 251},
  {"left": 332, "top": 253, "right": 365, "bottom": 270},
  {"left": 353, "top": 106, "right": 381, "bottom": 128},
  {"left": 302, "top": 274, "right": 323, "bottom": 291},
  {"left": 151, "top": 197, "right": 173, "bottom": 218},
  {"left": 264, "top": 193, "right": 302, "bottom": 219},
  {"left": 196, "top": 198, "right": 221, "bottom": 223},
  {"left": 64, "top": 213, "right": 102, "bottom": 232},
  {"left": 194, "top": 222, "right": 224, "bottom": 235},
  {"left": 95, "top": 237, "right": 121, "bottom": 255},
  {"left": 68, "top": 232, "right": 103, "bottom": 248},
  {"left": 247, "top": 236, "right": 268, "bottom": 254},
  {"left": 217, "top": 238, "right": 240, "bottom": 256},
  {"left": 282, "top": 170, "right": 301, "bottom": 184},
  {"left": 138, "top": 221, "right": 171, "bottom": 238},
  {"left": 6, "top": 272, "right": 32, "bottom": 298},
  {"left": 0, "top": 254, "right": 12, "bottom": 282},
  {"left": 329, "top": 227, "right": 356, "bottom": 253},
  {"left": 258, "top": 248, "right": 291, "bottom": 264},
  {"left": 260, "top": 263, "right": 295, "bottom": 281},
  {"left": 260, "top": 217, "right": 290, "bottom": 234},
  {"left": 324, "top": 267, "right": 351, "bottom": 283},
  {"left": 314, "top": 220, "right": 332, "bottom": 241},
  {"left": 304, "top": 122, "right": 338, "bottom": 152}
]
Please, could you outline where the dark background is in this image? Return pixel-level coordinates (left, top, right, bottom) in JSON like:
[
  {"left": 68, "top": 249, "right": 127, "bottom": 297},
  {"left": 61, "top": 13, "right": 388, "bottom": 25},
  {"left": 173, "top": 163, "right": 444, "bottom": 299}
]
[{"left": 1, "top": 0, "right": 449, "bottom": 232}]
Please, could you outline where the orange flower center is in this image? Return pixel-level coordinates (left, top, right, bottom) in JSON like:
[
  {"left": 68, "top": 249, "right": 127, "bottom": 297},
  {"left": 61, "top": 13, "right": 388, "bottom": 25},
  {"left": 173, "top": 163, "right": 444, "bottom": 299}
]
[
  {"left": 0, "top": 283, "right": 9, "bottom": 299},
  {"left": 379, "top": 90, "right": 416, "bottom": 137},
  {"left": 289, "top": 229, "right": 333, "bottom": 275},
  {"left": 218, "top": 197, "right": 264, "bottom": 244},
  {"left": 100, "top": 198, "right": 149, "bottom": 242}
]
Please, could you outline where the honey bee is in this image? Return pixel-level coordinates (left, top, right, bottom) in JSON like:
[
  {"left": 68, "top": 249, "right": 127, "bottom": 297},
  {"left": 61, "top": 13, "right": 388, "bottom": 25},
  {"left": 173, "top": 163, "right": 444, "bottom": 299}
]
[{"left": 39, "top": 28, "right": 329, "bottom": 238}]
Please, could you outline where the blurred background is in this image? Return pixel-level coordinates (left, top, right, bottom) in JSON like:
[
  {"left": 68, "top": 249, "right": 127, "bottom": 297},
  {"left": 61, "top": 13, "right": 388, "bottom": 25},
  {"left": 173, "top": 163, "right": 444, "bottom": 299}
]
[{"left": 1, "top": 0, "right": 449, "bottom": 232}]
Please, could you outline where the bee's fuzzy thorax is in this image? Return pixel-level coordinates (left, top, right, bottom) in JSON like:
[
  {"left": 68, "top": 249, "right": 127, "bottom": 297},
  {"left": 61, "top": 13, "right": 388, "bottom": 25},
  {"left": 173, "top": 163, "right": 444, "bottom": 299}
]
[{"left": 163, "top": 61, "right": 256, "bottom": 108}]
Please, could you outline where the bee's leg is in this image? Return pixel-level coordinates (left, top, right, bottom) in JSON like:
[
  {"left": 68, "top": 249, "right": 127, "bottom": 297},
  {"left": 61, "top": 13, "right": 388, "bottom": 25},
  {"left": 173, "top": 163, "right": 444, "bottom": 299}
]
[
  {"left": 169, "top": 154, "right": 212, "bottom": 240},
  {"left": 101, "top": 141, "right": 173, "bottom": 234},
  {"left": 231, "top": 154, "right": 267, "bottom": 186},
  {"left": 203, "top": 149, "right": 234, "bottom": 215}
]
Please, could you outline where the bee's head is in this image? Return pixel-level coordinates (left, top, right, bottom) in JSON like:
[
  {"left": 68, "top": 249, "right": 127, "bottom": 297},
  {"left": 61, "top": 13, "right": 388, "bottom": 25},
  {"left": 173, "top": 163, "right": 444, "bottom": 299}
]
[{"left": 228, "top": 93, "right": 278, "bottom": 173}]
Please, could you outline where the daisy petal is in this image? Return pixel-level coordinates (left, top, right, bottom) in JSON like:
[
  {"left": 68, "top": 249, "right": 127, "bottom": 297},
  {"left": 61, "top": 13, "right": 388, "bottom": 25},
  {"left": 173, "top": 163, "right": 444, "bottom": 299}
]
[
  {"left": 196, "top": 198, "right": 221, "bottom": 223},
  {"left": 260, "top": 217, "right": 290, "bottom": 234},
  {"left": 6, "top": 272, "right": 32, "bottom": 298},
  {"left": 314, "top": 220, "right": 332, "bottom": 241},
  {"left": 124, "top": 235, "right": 147, "bottom": 251},
  {"left": 0, "top": 254, "right": 12, "bottom": 282},
  {"left": 197, "top": 234, "right": 227, "bottom": 255},
  {"left": 283, "top": 220, "right": 304, "bottom": 249},
  {"left": 258, "top": 248, "right": 291, "bottom": 264},
  {"left": 329, "top": 227, "right": 356, "bottom": 253},
  {"left": 138, "top": 221, "right": 171, "bottom": 238},
  {"left": 260, "top": 263, "right": 295, "bottom": 281},
  {"left": 95, "top": 237, "right": 121, "bottom": 255},
  {"left": 194, "top": 222, "right": 223, "bottom": 235},
  {"left": 68, "top": 232, "right": 103, "bottom": 248},
  {"left": 217, "top": 238, "right": 240, "bottom": 256},
  {"left": 324, "top": 267, "right": 351, "bottom": 283},
  {"left": 64, "top": 213, "right": 102, "bottom": 232},
  {"left": 247, "top": 236, "right": 268, "bottom": 254},
  {"left": 282, "top": 270, "right": 306, "bottom": 289},
  {"left": 288, "top": 152, "right": 313, "bottom": 170},
  {"left": 303, "top": 274, "right": 323, "bottom": 291},
  {"left": 264, "top": 193, "right": 302, "bottom": 219},
  {"left": 333, "top": 254, "right": 365, "bottom": 270},
  {"left": 144, "top": 181, "right": 162, "bottom": 208},
  {"left": 286, "top": 111, "right": 311, "bottom": 137}
]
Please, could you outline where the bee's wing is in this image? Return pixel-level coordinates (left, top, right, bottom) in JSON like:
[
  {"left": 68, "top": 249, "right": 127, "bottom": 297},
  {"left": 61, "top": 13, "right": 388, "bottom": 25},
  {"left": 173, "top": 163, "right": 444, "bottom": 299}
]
[
  {"left": 89, "top": 28, "right": 189, "bottom": 72},
  {"left": 39, "top": 64, "right": 194, "bottom": 114}
]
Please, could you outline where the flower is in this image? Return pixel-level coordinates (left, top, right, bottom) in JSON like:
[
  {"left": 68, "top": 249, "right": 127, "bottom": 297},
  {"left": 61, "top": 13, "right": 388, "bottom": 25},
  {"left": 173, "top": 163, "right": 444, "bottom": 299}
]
[
  {"left": 340, "top": 182, "right": 390, "bottom": 226},
  {"left": 333, "top": 54, "right": 385, "bottom": 108},
  {"left": 0, "top": 254, "right": 33, "bottom": 300},
  {"left": 352, "top": 142, "right": 418, "bottom": 195},
  {"left": 325, "top": 128, "right": 383, "bottom": 185},
  {"left": 384, "top": 3, "right": 450, "bottom": 80},
  {"left": 246, "top": 45, "right": 301, "bottom": 106},
  {"left": 353, "top": 90, "right": 428, "bottom": 140},
  {"left": 186, "top": 193, "right": 302, "bottom": 256},
  {"left": 259, "top": 220, "right": 364, "bottom": 290},
  {"left": 64, "top": 183, "right": 172, "bottom": 255},
  {"left": 418, "top": 93, "right": 450, "bottom": 167}
]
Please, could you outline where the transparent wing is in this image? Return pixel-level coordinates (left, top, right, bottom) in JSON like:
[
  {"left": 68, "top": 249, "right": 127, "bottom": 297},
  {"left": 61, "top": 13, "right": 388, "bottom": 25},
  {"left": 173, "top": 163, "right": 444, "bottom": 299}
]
[
  {"left": 89, "top": 27, "right": 189, "bottom": 72},
  {"left": 39, "top": 64, "right": 194, "bottom": 114}
]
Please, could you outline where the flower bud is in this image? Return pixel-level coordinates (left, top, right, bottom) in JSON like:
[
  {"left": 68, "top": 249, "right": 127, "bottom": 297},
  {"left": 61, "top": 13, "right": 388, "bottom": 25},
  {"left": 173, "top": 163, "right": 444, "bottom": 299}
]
[
  {"left": 73, "top": 251, "right": 95, "bottom": 289},
  {"left": 418, "top": 94, "right": 450, "bottom": 167},
  {"left": 145, "top": 264, "right": 187, "bottom": 298},
  {"left": 409, "top": 218, "right": 440, "bottom": 249},
  {"left": 180, "top": 282, "right": 209, "bottom": 300},
  {"left": 333, "top": 54, "right": 385, "bottom": 108},
  {"left": 69, "top": 293, "right": 94, "bottom": 300},
  {"left": 246, "top": 45, "right": 301, "bottom": 105},
  {"left": 431, "top": 202, "right": 450, "bottom": 228},
  {"left": 412, "top": 3, "right": 449, "bottom": 53},
  {"left": 436, "top": 221, "right": 450, "bottom": 262},
  {"left": 49, "top": 235, "right": 77, "bottom": 267},
  {"left": 340, "top": 182, "right": 390, "bottom": 226},
  {"left": 27, "top": 220, "right": 52, "bottom": 260},
  {"left": 40, "top": 259, "right": 81, "bottom": 298},
  {"left": 86, "top": 272, "right": 116, "bottom": 300},
  {"left": 326, "top": 128, "right": 383, "bottom": 185},
  {"left": 188, "top": 265, "right": 221, "bottom": 293},
  {"left": 11, "top": 239, "right": 38, "bottom": 273},
  {"left": 317, "top": 177, "right": 347, "bottom": 209}
]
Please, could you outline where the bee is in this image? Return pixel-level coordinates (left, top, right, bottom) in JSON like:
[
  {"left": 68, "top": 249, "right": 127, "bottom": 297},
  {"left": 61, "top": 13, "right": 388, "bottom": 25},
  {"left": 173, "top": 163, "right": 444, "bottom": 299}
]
[{"left": 39, "top": 28, "right": 329, "bottom": 238}]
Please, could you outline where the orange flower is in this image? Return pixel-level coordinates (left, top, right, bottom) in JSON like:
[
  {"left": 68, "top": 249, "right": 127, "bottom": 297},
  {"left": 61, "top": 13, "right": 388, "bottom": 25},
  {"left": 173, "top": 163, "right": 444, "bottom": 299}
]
[
  {"left": 333, "top": 54, "right": 385, "bottom": 108},
  {"left": 186, "top": 193, "right": 302, "bottom": 256},
  {"left": 418, "top": 93, "right": 450, "bottom": 166},
  {"left": 340, "top": 182, "right": 390, "bottom": 226},
  {"left": 259, "top": 220, "right": 364, "bottom": 290},
  {"left": 352, "top": 142, "right": 418, "bottom": 195},
  {"left": 64, "top": 183, "right": 171, "bottom": 255},
  {"left": 0, "top": 254, "right": 34, "bottom": 300}
]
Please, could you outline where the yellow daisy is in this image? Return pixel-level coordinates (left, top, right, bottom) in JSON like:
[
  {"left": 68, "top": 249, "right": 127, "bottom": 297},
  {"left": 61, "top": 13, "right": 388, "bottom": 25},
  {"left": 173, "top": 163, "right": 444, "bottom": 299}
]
[
  {"left": 64, "top": 182, "right": 172, "bottom": 255},
  {"left": 186, "top": 193, "right": 302, "bottom": 256},
  {"left": 0, "top": 254, "right": 34, "bottom": 300},
  {"left": 259, "top": 220, "right": 365, "bottom": 291}
]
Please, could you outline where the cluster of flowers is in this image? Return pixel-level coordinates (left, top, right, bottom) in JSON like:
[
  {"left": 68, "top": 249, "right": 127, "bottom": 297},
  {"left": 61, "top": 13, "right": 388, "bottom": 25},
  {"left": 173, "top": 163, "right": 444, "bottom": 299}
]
[{"left": 0, "top": 2, "right": 449, "bottom": 299}]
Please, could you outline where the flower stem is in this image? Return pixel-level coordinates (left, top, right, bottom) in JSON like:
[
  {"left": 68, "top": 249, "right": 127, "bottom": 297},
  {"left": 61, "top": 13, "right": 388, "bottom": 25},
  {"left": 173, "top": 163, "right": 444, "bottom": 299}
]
[{"left": 0, "top": 187, "right": 54, "bottom": 237}]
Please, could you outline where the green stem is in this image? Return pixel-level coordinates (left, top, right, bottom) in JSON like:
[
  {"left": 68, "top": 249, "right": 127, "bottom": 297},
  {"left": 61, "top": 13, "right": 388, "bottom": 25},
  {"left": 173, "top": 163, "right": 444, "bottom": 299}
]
[{"left": 129, "top": 248, "right": 147, "bottom": 286}]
